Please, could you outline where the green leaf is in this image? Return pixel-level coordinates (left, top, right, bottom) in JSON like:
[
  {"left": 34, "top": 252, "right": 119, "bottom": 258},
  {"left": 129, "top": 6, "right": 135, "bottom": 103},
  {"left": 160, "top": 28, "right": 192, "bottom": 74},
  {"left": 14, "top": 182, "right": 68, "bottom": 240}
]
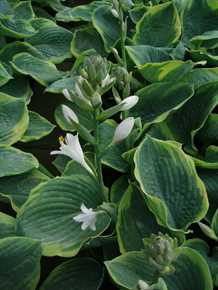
[
  {"left": 56, "top": 1, "right": 103, "bottom": 22},
  {"left": 0, "top": 146, "right": 38, "bottom": 177},
  {"left": 133, "top": 2, "right": 181, "bottom": 47},
  {"left": 139, "top": 60, "right": 194, "bottom": 82},
  {"left": 212, "top": 209, "right": 218, "bottom": 237},
  {"left": 182, "top": 0, "right": 218, "bottom": 44},
  {"left": 190, "top": 30, "right": 218, "bottom": 50},
  {"left": 110, "top": 175, "right": 129, "bottom": 204},
  {"left": 0, "top": 237, "right": 41, "bottom": 290},
  {"left": 163, "top": 247, "right": 213, "bottom": 290},
  {"left": 198, "top": 168, "right": 218, "bottom": 222},
  {"left": 0, "top": 76, "right": 33, "bottom": 103},
  {"left": 40, "top": 258, "right": 104, "bottom": 290},
  {"left": 92, "top": 5, "right": 121, "bottom": 52},
  {"left": 0, "top": 93, "right": 29, "bottom": 145},
  {"left": 46, "top": 75, "right": 78, "bottom": 94},
  {"left": 0, "top": 62, "right": 12, "bottom": 86},
  {"left": 17, "top": 175, "right": 111, "bottom": 257},
  {"left": 0, "top": 1, "right": 35, "bottom": 38},
  {"left": 11, "top": 52, "right": 63, "bottom": 86},
  {"left": 117, "top": 185, "right": 176, "bottom": 253},
  {"left": 0, "top": 41, "right": 43, "bottom": 71},
  {"left": 0, "top": 0, "right": 13, "bottom": 17},
  {"left": 0, "top": 212, "right": 15, "bottom": 238},
  {"left": 185, "top": 239, "right": 218, "bottom": 287},
  {"left": 21, "top": 111, "right": 55, "bottom": 143},
  {"left": 71, "top": 25, "right": 106, "bottom": 57},
  {"left": 52, "top": 155, "right": 70, "bottom": 174},
  {"left": 26, "top": 19, "right": 73, "bottom": 63},
  {"left": 151, "top": 82, "right": 218, "bottom": 150},
  {"left": 0, "top": 169, "right": 49, "bottom": 211},
  {"left": 126, "top": 45, "right": 172, "bottom": 66},
  {"left": 33, "top": 0, "right": 66, "bottom": 11},
  {"left": 0, "top": 18, "right": 35, "bottom": 38},
  {"left": 134, "top": 136, "right": 208, "bottom": 231},
  {"left": 129, "top": 82, "right": 194, "bottom": 126},
  {"left": 182, "top": 67, "right": 218, "bottom": 89},
  {"left": 196, "top": 114, "right": 218, "bottom": 149},
  {"left": 105, "top": 251, "right": 158, "bottom": 289}
]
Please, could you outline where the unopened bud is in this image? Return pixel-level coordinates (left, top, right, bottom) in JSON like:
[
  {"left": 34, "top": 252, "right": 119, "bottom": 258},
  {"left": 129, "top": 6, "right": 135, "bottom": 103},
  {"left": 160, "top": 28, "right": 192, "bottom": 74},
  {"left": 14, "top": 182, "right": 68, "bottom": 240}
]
[
  {"left": 62, "top": 89, "right": 72, "bottom": 101},
  {"left": 111, "top": 8, "right": 119, "bottom": 18},
  {"left": 113, "top": 117, "right": 135, "bottom": 143},
  {"left": 62, "top": 104, "right": 79, "bottom": 124},
  {"left": 138, "top": 280, "right": 150, "bottom": 290},
  {"left": 120, "top": 95, "right": 139, "bottom": 111}
]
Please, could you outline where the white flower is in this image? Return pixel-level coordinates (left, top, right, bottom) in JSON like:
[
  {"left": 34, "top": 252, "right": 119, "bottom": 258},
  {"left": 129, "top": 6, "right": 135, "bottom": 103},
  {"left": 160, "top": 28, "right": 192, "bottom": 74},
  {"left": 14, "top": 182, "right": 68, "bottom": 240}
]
[
  {"left": 62, "top": 104, "right": 79, "bottom": 124},
  {"left": 62, "top": 88, "right": 71, "bottom": 101},
  {"left": 101, "top": 73, "right": 115, "bottom": 88},
  {"left": 113, "top": 117, "right": 135, "bottom": 143},
  {"left": 73, "top": 203, "right": 97, "bottom": 231},
  {"left": 50, "top": 133, "right": 93, "bottom": 174},
  {"left": 120, "top": 95, "right": 139, "bottom": 111},
  {"left": 138, "top": 280, "right": 150, "bottom": 290}
]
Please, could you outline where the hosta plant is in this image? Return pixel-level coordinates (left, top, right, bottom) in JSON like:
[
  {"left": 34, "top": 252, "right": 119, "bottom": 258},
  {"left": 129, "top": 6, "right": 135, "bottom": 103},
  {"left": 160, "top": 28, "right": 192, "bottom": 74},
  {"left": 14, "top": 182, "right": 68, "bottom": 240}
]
[{"left": 0, "top": 0, "right": 218, "bottom": 289}]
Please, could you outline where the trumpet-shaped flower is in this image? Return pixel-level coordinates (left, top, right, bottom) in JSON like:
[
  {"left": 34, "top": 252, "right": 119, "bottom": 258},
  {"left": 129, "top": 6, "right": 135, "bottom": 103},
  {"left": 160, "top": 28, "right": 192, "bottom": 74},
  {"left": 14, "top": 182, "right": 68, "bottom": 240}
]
[
  {"left": 62, "top": 105, "right": 79, "bottom": 124},
  {"left": 50, "top": 133, "right": 93, "bottom": 174},
  {"left": 73, "top": 203, "right": 97, "bottom": 231},
  {"left": 113, "top": 117, "right": 135, "bottom": 143},
  {"left": 120, "top": 95, "right": 139, "bottom": 111}
]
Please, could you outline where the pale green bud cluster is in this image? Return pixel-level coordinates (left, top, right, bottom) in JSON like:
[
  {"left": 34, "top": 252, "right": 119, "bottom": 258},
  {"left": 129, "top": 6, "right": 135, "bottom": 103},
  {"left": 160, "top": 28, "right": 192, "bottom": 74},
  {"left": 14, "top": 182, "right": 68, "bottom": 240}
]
[
  {"left": 64, "top": 55, "right": 115, "bottom": 110},
  {"left": 143, "top": 233, "right": 177, "bottom": 275}
]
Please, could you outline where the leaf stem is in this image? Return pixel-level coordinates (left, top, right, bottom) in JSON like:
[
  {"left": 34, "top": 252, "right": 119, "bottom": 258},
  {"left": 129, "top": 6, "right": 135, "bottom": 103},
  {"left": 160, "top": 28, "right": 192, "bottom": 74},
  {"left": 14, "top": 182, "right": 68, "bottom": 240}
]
[
  {"left": 119, "top": 2, "right": 127, "bottom": 69},
  {"left": 94, "top": 109, "right": 106, "bottom": 200}
]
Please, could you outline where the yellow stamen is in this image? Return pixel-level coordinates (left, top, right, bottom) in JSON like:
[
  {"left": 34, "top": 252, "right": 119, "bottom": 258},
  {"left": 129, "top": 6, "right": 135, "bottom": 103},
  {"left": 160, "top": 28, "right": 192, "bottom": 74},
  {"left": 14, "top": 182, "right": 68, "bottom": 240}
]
[{"left": 59, "top": 136, "right": 65, "bottom": 144}]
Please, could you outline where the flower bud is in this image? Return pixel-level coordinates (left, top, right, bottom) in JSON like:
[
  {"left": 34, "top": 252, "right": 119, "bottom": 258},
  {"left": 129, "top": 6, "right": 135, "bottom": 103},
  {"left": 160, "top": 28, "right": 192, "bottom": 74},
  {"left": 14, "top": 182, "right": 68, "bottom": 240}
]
[
  {"left": 138, "top": 280, "right": 150, "bottom": 290},
  {"left": 62, "top": 88, "right": 72, "bottom": 101},
  {"left": 113, "top": 117, "right": 135, "bottom": 143},
  {"left": 120, "top": 95, "right": 139, "bottom": 111},
  {"left": 111, "top": 8, "right": 119, "bottom": 18},
  {"left": 62, "top": 104, "right": 79, "bottom": 124}
]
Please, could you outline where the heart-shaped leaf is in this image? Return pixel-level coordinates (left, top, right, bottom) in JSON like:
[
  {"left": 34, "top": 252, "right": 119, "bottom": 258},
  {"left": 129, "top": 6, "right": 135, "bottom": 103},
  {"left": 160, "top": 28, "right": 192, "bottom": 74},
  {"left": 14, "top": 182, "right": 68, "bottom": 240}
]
[
  {"left": 92, "top": 5, "right": 121, "bottom": 52},
  {"left": 133, "top": 2, "right": 181, "bottom": 47},
  {"left": 17, "top": 175, "right": 111, "bottom": 257},
  {"left": 134, "top": 136, "right": 208, "bottom": 231}
]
